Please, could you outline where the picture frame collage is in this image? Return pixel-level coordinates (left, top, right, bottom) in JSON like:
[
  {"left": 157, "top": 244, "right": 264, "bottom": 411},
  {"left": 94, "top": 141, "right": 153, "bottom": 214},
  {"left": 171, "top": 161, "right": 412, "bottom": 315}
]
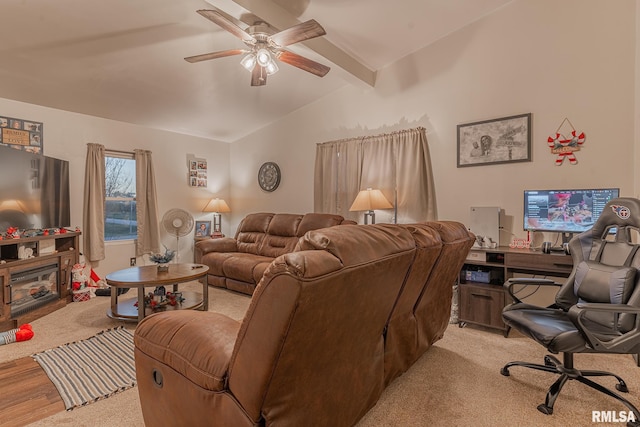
[
  {"left": 0, "top": 116, "right": 44, "bottom": 154},
  {"left": 188, "top": 158, "right": 208, "bottom": 187}
]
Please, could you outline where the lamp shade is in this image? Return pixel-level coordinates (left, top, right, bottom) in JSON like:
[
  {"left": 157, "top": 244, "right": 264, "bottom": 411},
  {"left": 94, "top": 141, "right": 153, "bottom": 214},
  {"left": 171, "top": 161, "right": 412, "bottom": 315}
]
[
  {"left": 0, "top": 199, "right": 26, "bottom": 212},
  {"left": 349, "top": 188, "right": 393, "bottom": 212},
  {"left": 203, "top": 198, "right": 231, "bottom": 213}
]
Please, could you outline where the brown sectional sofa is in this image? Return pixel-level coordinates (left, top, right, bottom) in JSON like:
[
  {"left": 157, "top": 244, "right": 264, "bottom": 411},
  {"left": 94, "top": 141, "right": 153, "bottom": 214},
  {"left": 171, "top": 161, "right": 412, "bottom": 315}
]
[
  {"left": 135, "top": 222, "right": 474, "bottom": 426},
  {"left": 194, "top": 212, "right": 355, "bottom": 295}
]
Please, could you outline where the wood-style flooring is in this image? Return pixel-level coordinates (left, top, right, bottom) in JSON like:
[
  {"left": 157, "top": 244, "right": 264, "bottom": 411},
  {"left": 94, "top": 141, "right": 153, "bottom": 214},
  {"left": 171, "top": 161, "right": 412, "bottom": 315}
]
[{"left": 0, "top": 356, "right": 64, "bottom": 426}]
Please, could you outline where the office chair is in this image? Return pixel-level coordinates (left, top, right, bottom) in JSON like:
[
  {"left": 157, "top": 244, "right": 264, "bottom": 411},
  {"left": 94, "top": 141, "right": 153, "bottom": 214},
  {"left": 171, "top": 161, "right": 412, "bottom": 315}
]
[{"left": 501, "top": 197, "right": 640, "bottom": 426}]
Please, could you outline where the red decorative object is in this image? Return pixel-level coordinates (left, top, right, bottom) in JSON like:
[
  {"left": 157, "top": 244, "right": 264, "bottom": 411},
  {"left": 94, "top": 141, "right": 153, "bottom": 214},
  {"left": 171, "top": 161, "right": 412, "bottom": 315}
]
[
  {"left": 547, "top": 118, "right": 585, "bottom": 166},
  {"left": 0, "top": 324, "right": 34, "bottom": 346}
]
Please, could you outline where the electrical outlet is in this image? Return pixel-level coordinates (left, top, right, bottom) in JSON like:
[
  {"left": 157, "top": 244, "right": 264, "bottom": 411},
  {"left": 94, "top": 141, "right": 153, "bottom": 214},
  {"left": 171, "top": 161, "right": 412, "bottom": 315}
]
[{"left": 130, "top": 257, "right": 136, "bottom": 266}]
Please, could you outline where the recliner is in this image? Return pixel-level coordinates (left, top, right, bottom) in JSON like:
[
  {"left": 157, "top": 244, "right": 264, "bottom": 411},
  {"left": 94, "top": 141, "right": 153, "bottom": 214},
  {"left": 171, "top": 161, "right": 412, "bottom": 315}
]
[{"left": 501, "top": 197, "right": 640, "bottom": 426}]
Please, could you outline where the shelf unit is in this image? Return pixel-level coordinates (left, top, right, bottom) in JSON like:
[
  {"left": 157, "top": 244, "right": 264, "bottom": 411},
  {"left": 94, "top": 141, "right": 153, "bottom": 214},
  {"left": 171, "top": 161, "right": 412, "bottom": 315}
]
[
  {"left": 0, "top": 231, "right": 80, "bottom": 330},
  {"left": 458, "top": 246, "right": 573, "bottom": 336}
]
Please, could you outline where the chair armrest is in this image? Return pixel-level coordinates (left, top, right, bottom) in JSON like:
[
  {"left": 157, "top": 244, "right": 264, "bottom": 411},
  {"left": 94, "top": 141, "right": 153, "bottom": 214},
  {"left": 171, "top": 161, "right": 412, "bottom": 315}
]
[
  {"left": 135, "top": 311, "right": 241, "bottom": 391},
  {"left": 195, "top": 237, "right": 239, "bottom": 257},
  {"left": 504, "top": 278, "right": 561, "bottom": 304},
  {"left": 568, "top": 303, "right": 640, "bottom": 353}
]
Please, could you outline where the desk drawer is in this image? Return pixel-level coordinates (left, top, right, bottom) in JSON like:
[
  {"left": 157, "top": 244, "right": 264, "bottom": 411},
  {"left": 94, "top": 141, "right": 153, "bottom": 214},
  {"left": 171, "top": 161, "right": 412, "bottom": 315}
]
[
  {"left": 505, "top": 252, "right": 572, "bottom": 274},
  {"left": 459, "top": 283, "right": 506, "bottom": 330}
]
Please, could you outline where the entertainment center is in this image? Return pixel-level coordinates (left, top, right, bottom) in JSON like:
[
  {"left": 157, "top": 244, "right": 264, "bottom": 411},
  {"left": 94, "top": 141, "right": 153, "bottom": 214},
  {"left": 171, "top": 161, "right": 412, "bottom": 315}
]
[{"left": 0, "top": 231, "right": 80, "bottom": 330}]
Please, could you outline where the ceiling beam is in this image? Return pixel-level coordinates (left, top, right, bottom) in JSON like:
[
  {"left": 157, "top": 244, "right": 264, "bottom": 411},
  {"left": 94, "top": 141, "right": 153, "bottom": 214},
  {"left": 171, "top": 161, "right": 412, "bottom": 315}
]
[{"left": 208, "top": 0, "right": 376, "bottom": 87}]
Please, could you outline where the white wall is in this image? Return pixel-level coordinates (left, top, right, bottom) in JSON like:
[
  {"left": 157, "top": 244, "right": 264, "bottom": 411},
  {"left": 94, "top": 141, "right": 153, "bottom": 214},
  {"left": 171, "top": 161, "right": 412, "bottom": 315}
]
[
  {"left": 0, "top": 98, "right": 229, "bottom": 280},
  {"left": 229, "top": 0, "right": 637, "bottom": 246}
]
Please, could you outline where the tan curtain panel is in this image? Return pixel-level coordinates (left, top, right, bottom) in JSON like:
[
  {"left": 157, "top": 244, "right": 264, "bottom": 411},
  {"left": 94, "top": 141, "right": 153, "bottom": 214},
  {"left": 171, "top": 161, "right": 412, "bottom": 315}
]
[
  {"left": 83, "top": 143, "right": 106, "bottom": 262},
  {"left": 314, "top": 127, "right": 436, "bottom": 223},
  {"left": 314, "top": 140, "right": 361, "bottom": 220},
  {"left": 134, "top": 149, "right": 161, "bottom": 256}
]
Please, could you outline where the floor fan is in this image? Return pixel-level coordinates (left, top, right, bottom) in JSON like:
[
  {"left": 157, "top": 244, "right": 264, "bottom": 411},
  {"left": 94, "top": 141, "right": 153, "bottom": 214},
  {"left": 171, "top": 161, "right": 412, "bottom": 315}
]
[{"left": 161, "top": 209, "right": 194, "bottom": 263}]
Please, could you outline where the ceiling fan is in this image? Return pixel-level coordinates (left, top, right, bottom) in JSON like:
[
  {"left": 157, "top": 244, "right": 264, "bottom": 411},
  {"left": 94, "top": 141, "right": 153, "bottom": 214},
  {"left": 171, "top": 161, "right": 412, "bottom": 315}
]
[{"left": 185, "top": 9, "right": 330, "bottom": 86}]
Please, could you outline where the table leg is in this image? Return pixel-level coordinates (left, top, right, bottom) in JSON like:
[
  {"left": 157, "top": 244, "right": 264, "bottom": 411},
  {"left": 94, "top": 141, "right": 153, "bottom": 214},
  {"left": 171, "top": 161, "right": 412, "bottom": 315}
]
[
  {"left": 110, "top": 286, "right": 118, "bottom": 317},
  {"left": 138, "top": 286, "right": 145, "bottom": 322},
  {"left": 202, "top": 279, "right": 208, "bottom": 311}
]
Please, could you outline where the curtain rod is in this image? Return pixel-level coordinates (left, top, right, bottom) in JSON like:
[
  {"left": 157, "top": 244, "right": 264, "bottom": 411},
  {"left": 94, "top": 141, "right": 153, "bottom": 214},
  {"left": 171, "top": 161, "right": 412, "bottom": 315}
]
[
  {"left": 318, "top": 126, "right": 425, "bottom": 146},
  {"left": 105, "top": 148, "right": 134, "bottom": 155}
]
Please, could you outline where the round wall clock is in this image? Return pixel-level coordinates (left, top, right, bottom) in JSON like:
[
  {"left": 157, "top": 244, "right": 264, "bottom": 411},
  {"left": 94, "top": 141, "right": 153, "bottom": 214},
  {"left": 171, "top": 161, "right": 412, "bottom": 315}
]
[{"left": 258, "top": 162, "right": 281, "bottom": 192}]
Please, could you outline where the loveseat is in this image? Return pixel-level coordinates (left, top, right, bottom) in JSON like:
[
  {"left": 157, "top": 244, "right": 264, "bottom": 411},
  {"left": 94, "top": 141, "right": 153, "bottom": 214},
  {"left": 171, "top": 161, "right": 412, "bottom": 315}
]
[
  {"left": 135, "top": 222, "right": 474, "bottom": 426},
  {"left": 194, "top": 212, "right": 355, "bottom": 295}
]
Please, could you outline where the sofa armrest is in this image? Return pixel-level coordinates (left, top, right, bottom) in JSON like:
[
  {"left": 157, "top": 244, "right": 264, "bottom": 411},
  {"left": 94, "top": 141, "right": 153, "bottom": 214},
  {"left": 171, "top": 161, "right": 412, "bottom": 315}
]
[
  {"left": 195, "top": 237, "right": 239, "bottom": 258},
  {"left": 135, "top": 310, "right": 241, "bottom": 391}
]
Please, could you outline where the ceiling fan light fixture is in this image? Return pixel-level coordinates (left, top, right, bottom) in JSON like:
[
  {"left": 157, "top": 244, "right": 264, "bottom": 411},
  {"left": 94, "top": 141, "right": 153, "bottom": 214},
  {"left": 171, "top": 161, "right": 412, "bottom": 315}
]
[
  {"left": 256, "top": 48, "right": 272, "bottom": 67},
  {"left": 240, "top": 53, "right": 256, "bottom": 71},
  {"left": 265, "top": 60, "right": 279, "bottom": 75},
  {"left": 189, "top": 11, "right": 330, "bottom": 86}
]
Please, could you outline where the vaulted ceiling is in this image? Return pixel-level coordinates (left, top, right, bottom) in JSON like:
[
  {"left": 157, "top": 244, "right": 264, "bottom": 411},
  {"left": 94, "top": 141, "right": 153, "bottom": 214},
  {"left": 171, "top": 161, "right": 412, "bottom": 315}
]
[{"left": 0, "top": 0, "right": 512, "bottom": 142}]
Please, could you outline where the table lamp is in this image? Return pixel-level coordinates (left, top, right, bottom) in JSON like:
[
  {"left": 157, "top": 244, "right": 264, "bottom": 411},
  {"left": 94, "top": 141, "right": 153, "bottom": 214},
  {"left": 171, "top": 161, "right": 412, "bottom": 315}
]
[
  {"left": 203, "top": 198, "right": 231, "bottom": 237},
  {"left": 349, "top": 188, "right": 393, "bottom": 224}
]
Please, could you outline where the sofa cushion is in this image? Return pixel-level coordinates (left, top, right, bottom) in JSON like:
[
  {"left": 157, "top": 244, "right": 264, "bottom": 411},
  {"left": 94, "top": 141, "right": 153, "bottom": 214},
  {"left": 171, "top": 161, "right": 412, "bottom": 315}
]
[
  {"left": 236, "top": 213, "right": 273, "bottom": 254},
  {"left": 259, "top": 214, "right": 303, "bottom": 257},
  {"left": 297, "top": 213, "right": 347, "bottom": 237},
  {"left": 266, "top": 214, "right": 302, "bottom": 236},
  {"left": 236, "top": 231, "right": 266, "bottom": 254},
  {"left": 201, "top": 252, "right": 236, "bottom": 276},
  {"left": 222, "top": 253, "right": 274, "bottom": 284}
]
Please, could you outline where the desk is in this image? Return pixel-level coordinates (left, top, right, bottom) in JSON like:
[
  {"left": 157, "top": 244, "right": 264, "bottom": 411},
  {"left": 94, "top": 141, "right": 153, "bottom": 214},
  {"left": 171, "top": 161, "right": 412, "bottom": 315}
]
[
  {"left": 105, "top": 263, "right": 209, "bottom": 322},
  {"left": 458, "top": 247, "right": 573, "bottom": 336}
]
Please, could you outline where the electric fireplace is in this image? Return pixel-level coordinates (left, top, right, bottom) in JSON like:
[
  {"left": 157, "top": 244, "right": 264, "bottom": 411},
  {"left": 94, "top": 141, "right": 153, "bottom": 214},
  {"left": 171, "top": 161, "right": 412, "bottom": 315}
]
[{"left": 9, "top": 263, "right": 59, "bottom": 317}]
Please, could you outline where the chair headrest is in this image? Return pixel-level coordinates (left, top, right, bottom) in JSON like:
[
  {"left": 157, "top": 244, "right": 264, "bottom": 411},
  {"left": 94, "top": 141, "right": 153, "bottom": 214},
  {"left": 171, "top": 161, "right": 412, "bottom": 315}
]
[{"left": 591, "top": 197, "right": 640, "bottom": 237}]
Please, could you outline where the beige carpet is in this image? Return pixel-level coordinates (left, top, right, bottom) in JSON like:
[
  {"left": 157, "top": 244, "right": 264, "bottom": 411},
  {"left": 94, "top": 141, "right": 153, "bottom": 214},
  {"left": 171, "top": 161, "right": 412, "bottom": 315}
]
[{"left": 2, "top": 283, "right": 639, "bottom": 427}]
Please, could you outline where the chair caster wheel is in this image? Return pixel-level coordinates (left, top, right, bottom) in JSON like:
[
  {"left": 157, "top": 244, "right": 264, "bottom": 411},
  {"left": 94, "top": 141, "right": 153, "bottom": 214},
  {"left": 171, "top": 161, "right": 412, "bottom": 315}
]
[
  {"left": 500, "top": 367, "right": 510, "bottom": 376},
  {"left": 627, "top": 421, "right": 640, "bottom": 427},
  {"left": 537, "top": 404, "right": 553, "bottom": 415},
  {"left": 543, "top": 356, "right": 555, "bottom": 367},
  {"left": 616, "top": 383, "right": 629, "bottom": 393}
]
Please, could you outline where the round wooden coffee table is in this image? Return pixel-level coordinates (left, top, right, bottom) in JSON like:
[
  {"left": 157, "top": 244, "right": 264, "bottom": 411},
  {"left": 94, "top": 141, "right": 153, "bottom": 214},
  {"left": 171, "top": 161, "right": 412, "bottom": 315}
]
[{"left": 105, "top": 263, "right": 209, "bottom": 322}]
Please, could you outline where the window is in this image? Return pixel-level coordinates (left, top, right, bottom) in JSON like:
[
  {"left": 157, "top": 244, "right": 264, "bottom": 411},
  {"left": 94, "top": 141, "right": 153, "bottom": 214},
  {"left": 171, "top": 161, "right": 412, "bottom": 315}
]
[{"left": 105, "top": 153, "right": 136, "bottom": 241}]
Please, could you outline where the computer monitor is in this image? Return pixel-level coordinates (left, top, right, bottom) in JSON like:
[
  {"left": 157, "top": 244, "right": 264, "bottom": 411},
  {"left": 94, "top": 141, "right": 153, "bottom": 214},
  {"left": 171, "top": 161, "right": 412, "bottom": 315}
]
[{"left": 524, "top": 188, "right": 619, "bottom": 243}]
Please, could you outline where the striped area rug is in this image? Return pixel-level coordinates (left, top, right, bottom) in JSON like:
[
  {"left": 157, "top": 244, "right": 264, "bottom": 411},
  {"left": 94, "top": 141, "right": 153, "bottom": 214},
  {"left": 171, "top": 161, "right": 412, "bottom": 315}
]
[{"left": 31, "top": 326, "right": 136, "bottom": 410}]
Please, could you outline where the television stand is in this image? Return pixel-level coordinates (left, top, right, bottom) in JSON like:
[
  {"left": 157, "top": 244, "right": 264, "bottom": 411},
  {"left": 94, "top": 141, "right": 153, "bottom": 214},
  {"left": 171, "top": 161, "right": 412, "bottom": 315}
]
[
  {"left": 458, "top": 246, "right": 573, "bottom": 336},
  {"left": 0, "top": 231, "right": 80, "bottom": 330}
]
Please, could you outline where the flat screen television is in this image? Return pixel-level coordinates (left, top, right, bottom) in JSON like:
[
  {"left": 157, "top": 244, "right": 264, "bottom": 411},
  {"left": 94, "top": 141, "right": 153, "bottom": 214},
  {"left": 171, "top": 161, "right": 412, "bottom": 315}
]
[
  {"left": 524, "top": 188, "right": 619, "bottom": 243},
  {"left": 0, "top": 145, "right": 70, "bottom": 234}
]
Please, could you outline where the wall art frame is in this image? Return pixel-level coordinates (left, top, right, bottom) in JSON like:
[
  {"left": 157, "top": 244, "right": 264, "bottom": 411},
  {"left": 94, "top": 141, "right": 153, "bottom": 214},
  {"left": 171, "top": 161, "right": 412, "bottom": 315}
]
[{"left": 457, "top": 113, "right": 531, "bottom": 167}]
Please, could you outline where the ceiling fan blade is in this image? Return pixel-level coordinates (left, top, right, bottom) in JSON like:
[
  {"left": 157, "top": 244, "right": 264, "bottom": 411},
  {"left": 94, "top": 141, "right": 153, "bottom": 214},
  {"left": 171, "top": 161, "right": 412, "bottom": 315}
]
[
  {"left": 197, "top": 9, "right": 255, "bottom": 44},
  {"left": 184, "top": 49, "right": 246, "bottom": 63},
  {"left": 277, "top": 51, "right": 330, "bottom": 77},
  {"left": 269, "top": 19, "right": 326, "bottom": 47},
  {"left": 251, "top": 66, "right": 267, "bottom": 86}
]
